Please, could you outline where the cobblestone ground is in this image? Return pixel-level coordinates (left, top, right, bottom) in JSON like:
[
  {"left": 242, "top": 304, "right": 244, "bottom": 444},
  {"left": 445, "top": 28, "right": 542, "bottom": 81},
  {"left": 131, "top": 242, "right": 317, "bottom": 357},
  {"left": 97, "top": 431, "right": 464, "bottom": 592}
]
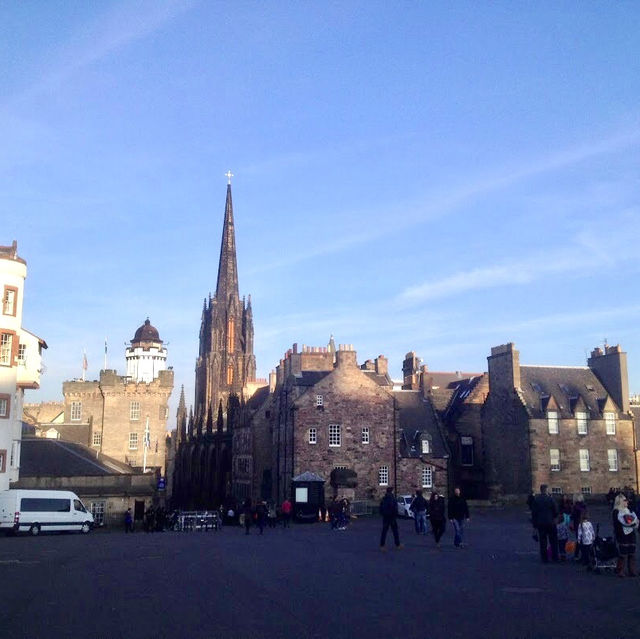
[{"left": 0, "top": 506, "right": 638, "bottom": 639}]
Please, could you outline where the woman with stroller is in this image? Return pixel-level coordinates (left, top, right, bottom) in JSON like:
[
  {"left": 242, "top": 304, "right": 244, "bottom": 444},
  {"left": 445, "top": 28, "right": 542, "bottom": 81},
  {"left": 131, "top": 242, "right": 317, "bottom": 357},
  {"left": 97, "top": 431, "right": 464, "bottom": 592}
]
[{"left": 612, "top": 493, "right": 639, "bottom": 577}]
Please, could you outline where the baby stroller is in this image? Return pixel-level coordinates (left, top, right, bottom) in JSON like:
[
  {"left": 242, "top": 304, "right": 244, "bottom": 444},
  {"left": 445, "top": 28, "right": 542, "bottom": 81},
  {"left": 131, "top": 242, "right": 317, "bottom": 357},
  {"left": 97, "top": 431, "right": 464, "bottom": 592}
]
[{"left": 591, "top": 524, "right": 618, "bottom": 573}]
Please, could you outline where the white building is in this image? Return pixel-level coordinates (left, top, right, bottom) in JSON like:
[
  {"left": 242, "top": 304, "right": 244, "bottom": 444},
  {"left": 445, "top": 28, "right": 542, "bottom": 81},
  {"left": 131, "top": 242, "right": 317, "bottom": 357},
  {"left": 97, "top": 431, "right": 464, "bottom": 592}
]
[
  {"left": 125, "top": 318, "right": 167, "bottom": 383},
  {"left": 0, "top": 241, "right": 46, "bottom": 491}
]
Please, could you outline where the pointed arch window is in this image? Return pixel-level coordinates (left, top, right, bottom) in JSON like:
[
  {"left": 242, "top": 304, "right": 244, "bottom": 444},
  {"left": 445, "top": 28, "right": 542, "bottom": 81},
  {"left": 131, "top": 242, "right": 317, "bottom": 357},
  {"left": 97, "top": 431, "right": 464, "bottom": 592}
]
[
  {"left": 227, "top": 319, "right": 235, "bottom": 351},
  {"left": 227, "top": 363, "right": 234, "bottom": 385}
]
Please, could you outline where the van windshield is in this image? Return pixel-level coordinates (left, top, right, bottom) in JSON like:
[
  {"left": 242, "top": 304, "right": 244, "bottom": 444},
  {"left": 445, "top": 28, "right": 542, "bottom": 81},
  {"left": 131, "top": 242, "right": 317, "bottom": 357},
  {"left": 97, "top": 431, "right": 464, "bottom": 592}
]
[{"left": 73, "top": 499, "right": 87, "bottom": 513}]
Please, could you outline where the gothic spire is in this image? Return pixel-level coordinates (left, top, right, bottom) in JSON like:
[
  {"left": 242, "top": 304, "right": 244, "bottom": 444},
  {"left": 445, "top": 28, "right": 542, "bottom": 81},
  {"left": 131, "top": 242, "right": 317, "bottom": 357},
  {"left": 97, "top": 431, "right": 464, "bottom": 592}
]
[
  {"left": 215, "top": 183, "right": 239, "bottom": 305},
  {"left": 176, "top": 385, "right": 186, "bottom": 444}
]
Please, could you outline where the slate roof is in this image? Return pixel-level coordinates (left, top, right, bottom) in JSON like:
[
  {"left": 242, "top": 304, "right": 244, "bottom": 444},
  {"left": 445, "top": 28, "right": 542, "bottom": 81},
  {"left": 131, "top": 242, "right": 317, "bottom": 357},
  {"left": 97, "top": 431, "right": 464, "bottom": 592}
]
[
  {"left": 425, "top": 372, "right": 484, "bottom": 413},
  {"left": 291, "top": 371, "right": 331, "bottom": 387},
  {"left": 246, "top": 385, "right": 270, "bottom": 410},
  {"left": 20, "top": 439, "right": 135, "bottom": 477},
  {"left": 394, "top": 391, "right": 448, "bottom": 458},
  {"left": 22, "top": 402, "right": 65, "bottom": 426},
  {"left": 519, "top": 366, "right": 619, "bottom": 419},
  {"left": 362, "top": 370, "right": 393, "bottom": 387}
]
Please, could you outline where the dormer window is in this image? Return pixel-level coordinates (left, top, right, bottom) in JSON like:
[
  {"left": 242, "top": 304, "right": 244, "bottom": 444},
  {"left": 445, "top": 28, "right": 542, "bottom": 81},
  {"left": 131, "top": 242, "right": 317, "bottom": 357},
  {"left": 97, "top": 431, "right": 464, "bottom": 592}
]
[
  {"left": 605, "top": 412, "right": 616, "bottom": 435},
  {"left": 576, "top": 411, "right": 588, "bottom": 435},
  {"left": 421, "top": 439, "right": 430, "bottom": 454},
  {"left": 547, "top": 411, "right": 559, "bottom": 434}
]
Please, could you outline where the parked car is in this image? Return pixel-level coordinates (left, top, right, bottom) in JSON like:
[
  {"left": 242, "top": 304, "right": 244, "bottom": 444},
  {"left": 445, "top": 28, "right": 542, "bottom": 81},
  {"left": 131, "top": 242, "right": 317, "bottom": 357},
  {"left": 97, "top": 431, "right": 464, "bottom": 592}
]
[{"left": 397, "top": 495, "right": 415, "bottom": 519}]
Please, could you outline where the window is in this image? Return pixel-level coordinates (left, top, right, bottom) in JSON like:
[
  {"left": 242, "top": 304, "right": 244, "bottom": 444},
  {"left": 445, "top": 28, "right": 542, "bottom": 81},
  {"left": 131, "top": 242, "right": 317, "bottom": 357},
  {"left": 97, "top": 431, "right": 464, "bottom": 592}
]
[
  {"left": 579, "top": 449, "right": 590, "bottom": 472},
  {"left": 73, "top": 499, "right": 87, "bottom": 513},
  {"left": 547, "top": 411, "right": 559, "bottom": 434},
  {"left": 21, "top": 498, "right": 70, "bottom": 512},
  {"left": 90, "top": 501, "right": 105, "bottom": 526},
  {"left": 421, "top": 467, "right": 433, "bottom": 488},
  {"left": 362, "top": 427, "right": 370, "bottom": 444},
  {"left": 129, "top": 432, "right": 139, "bottom": 450},
  {"left": 130, "top": 401, "right": 141, "bottom": 421},
  {"left": 421, "top": 439, "right": 430, "bottom": 454},
  {"left": 460, "top": 436, "right": 473, "bottom": 466},
  {"left": 576, "top": 411, "right": 588, "bottom": 435},
  {"left": 92, "top": 432, "right": 102, "bottom": 447},
  {"left": 3, "top": 286, "right": 17, "bottom": 316},
  {"left": 316, "top": 395, "right": 323, "bottom": 407},
  {"left": 550, "top": 449, "right": 560, "bottom": 472},
  {"left": 70, "top": 401, "right": 82, "bottom": 421},
  {"left": 0, "top": 333, "right": 13, "bottom": 365},
  {"left": 551, "top": 487, "right": 563, "bottom": 496},
  {"left": 581, "top": 486, "right": 592, "bottom": 495},
  {"left": 378, "top": 466, "right": 389, "bottom": 486},
  {"left": 17, "top": 343, "right": 26, "bottom": 364},
  {"left": 10, "top": 441, "right": 18, "bottom": 467},
  {"left": 608, "top": 449, "right": 618, "bottom": 472},
  {"left": 605, "top": 412, "right": 616, "bottom": 435},
  {"left": 227, "top": 364, "right": 234, "bottom": 385},
  {"left": 329, "top": 424, "right": 341, "bottom": 447},
  {"left": 227, "top": 319, "right": 235, "bottom": 351},
  {"left": 0, "top": 394, "right": 9, "bottom": 419},
  {"left": 308, "top": 428, "right": 317, "bottom": 444},
  {"left": 0, "top": 450, "right": 6, "bottom": 473}
]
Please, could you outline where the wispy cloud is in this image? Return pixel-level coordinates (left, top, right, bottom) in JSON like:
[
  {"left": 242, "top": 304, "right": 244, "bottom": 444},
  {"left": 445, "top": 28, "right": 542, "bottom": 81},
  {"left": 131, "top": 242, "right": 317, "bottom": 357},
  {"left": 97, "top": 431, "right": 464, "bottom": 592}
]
[{"left": 398, "top": 215, "right": 638, "bottom": 305}]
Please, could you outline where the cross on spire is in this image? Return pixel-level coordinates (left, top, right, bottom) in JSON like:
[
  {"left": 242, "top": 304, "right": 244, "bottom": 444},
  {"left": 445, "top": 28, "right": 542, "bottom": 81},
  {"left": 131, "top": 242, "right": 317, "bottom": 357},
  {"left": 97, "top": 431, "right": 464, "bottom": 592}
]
[{"left": 225, "top": 170, "right": 234, "bottom": 185}]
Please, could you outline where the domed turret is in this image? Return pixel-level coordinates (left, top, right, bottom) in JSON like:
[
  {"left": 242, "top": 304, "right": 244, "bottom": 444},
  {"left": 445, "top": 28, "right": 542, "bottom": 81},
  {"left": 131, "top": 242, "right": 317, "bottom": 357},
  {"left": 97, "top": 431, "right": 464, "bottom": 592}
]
[{"left": 125, "top": 318, "right": 167, "bottom": 383}]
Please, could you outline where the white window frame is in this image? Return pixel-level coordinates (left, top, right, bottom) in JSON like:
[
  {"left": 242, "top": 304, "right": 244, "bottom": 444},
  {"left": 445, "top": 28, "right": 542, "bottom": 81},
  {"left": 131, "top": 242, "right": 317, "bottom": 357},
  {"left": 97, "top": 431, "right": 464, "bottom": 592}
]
[
  {"left": 3, "top": 288, "right": 16, "bottom": 315},
  {"left": 421, "top": 467, "right": 433, "bottom": 488},
  {"left": 581, "top": 486, "right": 592, "bottom": 495},
  {"left": 92, "top": 432, "right": 102, "bottom": 447},
  {"left": 605, "top": 412, "right": 616, "bottom": 435},
  {"left": 130, "top": 401, "right": 141, "bottom": 421},
  {"left": 316, "top": 395, "right": 323, "bottom": 407},
  {"left": 378, "top": 465, "right": 389, "bottom": 486},
  {"left": 550, "top": 448, "right": 560, "bottom": 472},
  {"left": 17, "top": 343, "right": 26, "bottom": 364},
  {"left": 547, "top": 410, "right": 559, "bottom": 434},
  {"left": 0, "top": 397, "right": 8, "bottom": 418},
  {"left": 329, "top": 424, "right": 341, "bottom": 447},
  {"left": 129, "top": 432, "right": 139, "bottom": 450},
  {"left": 579, "top": 448, "right": 590, "bottom": 472},
  {"left": 0, "top": 333, "right": 13, "bottom": 366},
  {"left": 576, "top": 411, "right": 588, "bottom": 435},
  {"left": 608, "top": 449, "right": 618, "bottom": 472},
  {"left": 70, "top": 401, "right": 82, "bottom": 421},
  {"left": 361, "top": 427, "right": 370, "bottom": 445},
  {"left": 551, "top": 487, "right": 563, "bottom": 496},
  {"left": 308, "top": 428, "right": 317, "bottom": 445},
  {"left": 421, "top": 439, "right": 430, "bottom": 454}
]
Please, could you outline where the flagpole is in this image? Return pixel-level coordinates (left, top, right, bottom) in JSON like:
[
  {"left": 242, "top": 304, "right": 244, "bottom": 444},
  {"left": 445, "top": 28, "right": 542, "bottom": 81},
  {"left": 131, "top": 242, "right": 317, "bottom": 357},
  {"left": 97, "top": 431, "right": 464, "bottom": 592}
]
[
  {"left": 104, "top": 338, "right": 108, "bottom": 371},
  {"left": 82, "top": 349, "right": 87, "bottom": 382}
]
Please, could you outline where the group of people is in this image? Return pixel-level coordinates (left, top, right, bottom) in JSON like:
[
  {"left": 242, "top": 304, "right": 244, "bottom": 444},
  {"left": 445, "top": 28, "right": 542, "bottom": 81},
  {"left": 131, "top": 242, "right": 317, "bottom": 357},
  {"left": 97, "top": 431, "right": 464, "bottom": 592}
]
[
  {"left": 379, "top": 486, "right": 470, "bottom": 551},
  {"left": 239, "top": 498, "right": 292, "bottom": 534},
  {"left": 328, "top": 497, "right": 351, "bottom": 530},
  {"left": 530, "top": 484, "right": 639, "bottom": 576}
]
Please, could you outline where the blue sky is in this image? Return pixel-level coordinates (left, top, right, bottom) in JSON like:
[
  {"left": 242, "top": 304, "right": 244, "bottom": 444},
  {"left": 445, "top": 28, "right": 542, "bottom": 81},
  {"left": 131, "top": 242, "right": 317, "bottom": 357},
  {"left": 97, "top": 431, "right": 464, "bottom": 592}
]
[{"left": 2, "top": 1, "right": 639, "bottom": 423}]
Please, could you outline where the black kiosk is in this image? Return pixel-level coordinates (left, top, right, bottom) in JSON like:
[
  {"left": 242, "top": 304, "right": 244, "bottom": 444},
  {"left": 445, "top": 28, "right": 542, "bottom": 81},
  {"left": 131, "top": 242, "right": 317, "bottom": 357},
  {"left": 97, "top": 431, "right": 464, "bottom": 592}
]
[{"left": 291, "top": 471, "right": 325, "bottom": 523}]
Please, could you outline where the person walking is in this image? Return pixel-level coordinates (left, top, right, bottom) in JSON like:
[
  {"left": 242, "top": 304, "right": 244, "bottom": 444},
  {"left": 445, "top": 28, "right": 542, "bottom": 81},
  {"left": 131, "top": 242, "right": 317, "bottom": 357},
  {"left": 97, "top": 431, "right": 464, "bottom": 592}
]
[
  {"left": 256, "top": 501, "right": 267, "bottom": 535},
  {"left": 532, "top": 484, "right": 559, "bottom": 563},
  {"left": 612, "top": 493, "right": 639, "bottom": 577},
  {"left": 410, "top": 489, "right": 428, "bottom": 535},
  {"left": 448, "top": 487, "right": 470, "bottom": 548},
  {"left": 124, "top": 508, "right": 134, "bottom": 533},
  {"left": 379, "top": 486, "right": 402, "bottom": 551},
  {"left": 242, "top": 498, "right": 253, "bottom": 535},
  {"left": 281, "top": 497, "right": 292, "bottom": 528},
  {"left": 429, "top": 491, "right": 446, "bottom": 547}
]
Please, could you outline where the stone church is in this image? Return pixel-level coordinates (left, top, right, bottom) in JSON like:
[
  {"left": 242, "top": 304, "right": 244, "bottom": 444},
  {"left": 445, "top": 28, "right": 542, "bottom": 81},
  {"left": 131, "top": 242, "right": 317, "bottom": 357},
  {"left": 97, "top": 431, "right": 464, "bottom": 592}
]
[{"left": 172, "top": 183, "right": 264, "bottom": 509}]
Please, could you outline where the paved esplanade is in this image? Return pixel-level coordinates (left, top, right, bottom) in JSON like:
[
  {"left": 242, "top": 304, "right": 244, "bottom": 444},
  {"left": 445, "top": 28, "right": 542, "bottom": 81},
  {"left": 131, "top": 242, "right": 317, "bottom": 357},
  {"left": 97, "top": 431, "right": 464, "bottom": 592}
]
[{"left": 0, "top": 507, "right": 637, "bottom": 639}]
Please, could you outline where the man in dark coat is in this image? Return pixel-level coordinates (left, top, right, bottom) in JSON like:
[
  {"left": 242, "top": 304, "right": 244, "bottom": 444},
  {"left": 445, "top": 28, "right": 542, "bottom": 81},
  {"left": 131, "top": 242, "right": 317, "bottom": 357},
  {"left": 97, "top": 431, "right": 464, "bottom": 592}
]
[
  {"left": 410, "top": 489, "right": 429, "bottom": 535},
  {"left": 429, "top": 492, "right": 446, "bottom": 547},
  {"left": 532, "top": 484, "right": 558, "bottom": 563},
  {"left": 379, "top": 487, "right": 402, "bottom": 550},
  {"left": 448, "top": 487, "right": 470, "bottom": 547}
]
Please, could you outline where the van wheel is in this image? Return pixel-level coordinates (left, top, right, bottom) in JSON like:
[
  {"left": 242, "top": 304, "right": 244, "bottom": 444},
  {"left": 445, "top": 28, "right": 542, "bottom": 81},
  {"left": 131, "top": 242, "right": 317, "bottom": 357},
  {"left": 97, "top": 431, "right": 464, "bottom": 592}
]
[
  {"left": 81, "top": 522, "right": 91, "bottom": 534},
  {"left": 29, "top": 524, "right": 40, "bottom": 536}
]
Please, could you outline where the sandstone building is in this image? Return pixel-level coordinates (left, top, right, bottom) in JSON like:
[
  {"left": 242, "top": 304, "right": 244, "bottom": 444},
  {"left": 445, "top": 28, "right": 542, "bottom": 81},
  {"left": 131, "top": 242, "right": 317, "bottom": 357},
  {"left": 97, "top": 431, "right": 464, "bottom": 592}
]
[
  {"left": 0, "top": 241, "right": 47, "bottom": 491},
  {"left": 60, "top": 319, "right": 174, "bottom": 474}
]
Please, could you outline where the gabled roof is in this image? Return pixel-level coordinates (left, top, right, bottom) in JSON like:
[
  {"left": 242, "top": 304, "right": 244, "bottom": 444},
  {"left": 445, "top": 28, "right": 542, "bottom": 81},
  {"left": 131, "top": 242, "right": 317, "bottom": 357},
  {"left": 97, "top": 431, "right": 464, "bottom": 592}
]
[
  {"left": 291, "top": 371, "right": 331, "bottom": 387},
  {"left": 20, "top": 438, "right": 135, "bottom": 477},
  {"left": 362, "top": 370, "right": 393, "bottom": 387},
  {"left": 394, "top": 391, "right": 448, "bottom": 458},
  {"left": 519, "top": 366, "right": 619, "bottom": 418},
  {"left": 246, "top": 385, "right": 271, "bottom": 410}
]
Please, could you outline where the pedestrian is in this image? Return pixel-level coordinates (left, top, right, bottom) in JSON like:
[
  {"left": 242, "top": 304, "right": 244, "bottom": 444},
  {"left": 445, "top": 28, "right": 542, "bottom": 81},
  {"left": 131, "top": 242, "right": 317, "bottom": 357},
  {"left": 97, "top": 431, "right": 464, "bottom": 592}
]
[
  {"left": 612, "top": 493, "right": 639, "bottom": 577},
  {"left": 256, "top": 501, "right": 267, "bottom": 535},
  {"left": 577, "top": 511, "right": 596, "bottom": 570},
  {"left": 429, "top": 491, "right": 446, "bottom": 547},
  {"left": 267, "top": 502, "right": 277, "bottom": 528},
  {"left": 448, "top": 487, "right": 470, "bottom": 548},
  {"left": 242, "top": 498, "right": 253, "bottom": 535},
  {"left": 556, "top": 513, "right": 569, "bottom": 561},
  {"left": 410, "top": 489, "right": 428, "bottom": 535},
  {"left": 281, "top": 497, "right": 292, "bottom": 528},
  {"left": 379, "top": 486, "right": 402, "bottom": 551},
  {"left": 570, "top": 494, "right": 586, "bottom": 559},
  {"left": 531, "top": 484, "right": 558, "bottom": 563},
  {"left": 124, "top": 508, "right": 134, "bottom": 533}
]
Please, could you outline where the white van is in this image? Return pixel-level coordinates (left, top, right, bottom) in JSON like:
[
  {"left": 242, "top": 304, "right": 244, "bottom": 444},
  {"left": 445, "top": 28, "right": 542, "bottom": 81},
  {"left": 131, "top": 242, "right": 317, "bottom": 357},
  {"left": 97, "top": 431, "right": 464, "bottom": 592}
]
[{"left": 0, "top": 489, "right": 94, "bottom": 535}]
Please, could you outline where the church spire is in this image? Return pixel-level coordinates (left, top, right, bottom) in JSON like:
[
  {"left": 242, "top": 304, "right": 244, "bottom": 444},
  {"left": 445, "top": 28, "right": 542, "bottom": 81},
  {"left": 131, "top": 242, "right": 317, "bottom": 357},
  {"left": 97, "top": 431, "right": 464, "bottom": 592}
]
[
  {"left": 215, "top": 182, "right": 239, "bottom": 305},
  {"left": 176, "top": 385, "right": 186, "bottom": 444}
]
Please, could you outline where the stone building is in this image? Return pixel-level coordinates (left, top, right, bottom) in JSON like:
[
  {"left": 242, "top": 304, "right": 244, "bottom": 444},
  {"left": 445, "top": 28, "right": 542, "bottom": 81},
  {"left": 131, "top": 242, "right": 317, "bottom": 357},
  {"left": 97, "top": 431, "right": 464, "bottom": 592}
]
[
  {"left": 249, "top": 342, "right": 449, "bottom": 506},
  {"left": 60, "top": 319, "right": 174, "bottom": 475},
  {"left": 0, "top": 241, "right": 47, "bottom": 491},
  {"left": 483, "top": 342, "right": 636, "bottom": 501},
  {"left": 172, "top": 182, "right": 265, "bottom": 510}
]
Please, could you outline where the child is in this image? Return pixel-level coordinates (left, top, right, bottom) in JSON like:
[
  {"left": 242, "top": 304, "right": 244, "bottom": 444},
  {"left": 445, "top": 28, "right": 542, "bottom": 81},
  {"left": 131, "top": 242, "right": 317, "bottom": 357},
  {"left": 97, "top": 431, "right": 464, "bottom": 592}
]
[
  {"left": 556, "top": 513, "right": 569, "bottom": 561},
  {"left": 577, "top": 511, "right": 596, "bottom": 570}
]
